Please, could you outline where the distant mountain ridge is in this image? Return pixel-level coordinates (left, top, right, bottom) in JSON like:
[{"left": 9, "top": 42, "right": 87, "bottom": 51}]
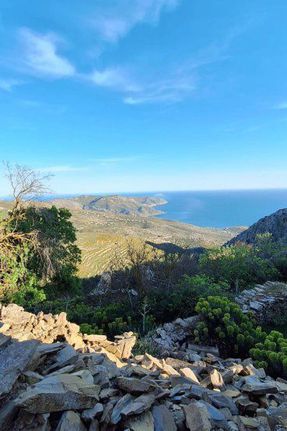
[
  {"left": 226, "top": 208, "right": 287, "bottom": 245},
  {"left": 50, "top": 195, "right": 167, "bottom": 217}
]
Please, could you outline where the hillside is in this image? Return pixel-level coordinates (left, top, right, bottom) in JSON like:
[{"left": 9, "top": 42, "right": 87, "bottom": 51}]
[
  {"left": 0, "top": 197, "right": 245, "bottom": 277},
  {"left": 58, "top": 197, "right": 244, "bottom": 277},
  {"left": 50, "top": 195, "right": 167, "bottom": 216},
  {"left": 226, "top": 208, "right": 287, "bottom": 246}
]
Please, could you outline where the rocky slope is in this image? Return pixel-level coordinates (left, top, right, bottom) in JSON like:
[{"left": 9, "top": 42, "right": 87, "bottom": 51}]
[
  {"left": 226, "top": 208, "right": 287, "bottom": 246},
  {"left": 0, "top": 304, "right": 286, "bottom": 430}
]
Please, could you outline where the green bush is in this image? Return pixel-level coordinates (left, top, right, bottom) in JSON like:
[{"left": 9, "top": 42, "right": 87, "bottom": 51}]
[
  {"left": 199, "top": 242, "right": 280, "bottom": 292},
  {"left": 194, "top": 296, "right": 265, "bottom": 357},
  {"left": 250, "top": 331, "right": 287, "bottom": 378}
]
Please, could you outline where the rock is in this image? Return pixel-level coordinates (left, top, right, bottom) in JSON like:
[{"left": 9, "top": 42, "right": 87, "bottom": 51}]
[
  {"left": 204, "top": 392, "right": 238, "bottom": 415},
  {"left": 114, "top": 332, "right": 137, "bottom": 360},
  {"left": 44, "top": 345, "right": 79, "bottom": 374},
  {"left": 242, "top": 377, "right": 278, "bottom": 395},
  {"left": 88, "top": 419, "right": 99, "bottom": 431},
  {"left": 81, "top": 404, "right": 103, "bottom": 422},
  {"left": 11, "top": 410, "right": 51, "bottom": 431},
  {"left": 183, "top": 401, "right": 211, "bottom": 431},
  {"left": 152, "top": 405, "right": 177, "bottom": 431},
  {"left": 110, "top": 394, "right": 134, "bottom": 424},
  {"left": 210, "top": 369, "right": 225, "bottom": 390},
  {"left": 238, "top": 415, "right": 260, "bottom": 429},
  {"left": 116, "top": 377, "right": 154, "bottom": 394},
  {"left": 23, "top": 371, "right": 44, "bottom": 385},
  {"left": 56, "top": 411, "right": 87, "bottom": 431},
  {"left": 125, "top": 411, "right": 154, "bottom": 431},
  {"left": 0, "top": 401, "right": 19, "bottom": 431},
  {"left": 0, "top": 302, "right": 286, "bottom": 431},
  {"left": 179, "top": 367, "right": 200, "bottom": 384},
  {"left": 265, "top": 402, "right": 287, "bottom": 429},
  {"left": 201, "top": 401, "right": 228, "bottom": 429},
  {"left": 16, "top": 374, "right": 100, "bottom": 413},
  {"left": 0, "top": 339, "right": 39, "bottom": 397},
  {"left": 121, "top": 393, "right": 156, "bottom": 417}
]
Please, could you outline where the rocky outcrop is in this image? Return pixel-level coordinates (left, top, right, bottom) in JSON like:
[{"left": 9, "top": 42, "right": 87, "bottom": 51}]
[
  {"left": 235, "top": 281, "right": 287, "bottom": 323},
  {"left": 226, "top": 208, "right": 287, "bottom": 246},
  {"left": 0, "top": 305, "right": 286, "bottom": 429}
]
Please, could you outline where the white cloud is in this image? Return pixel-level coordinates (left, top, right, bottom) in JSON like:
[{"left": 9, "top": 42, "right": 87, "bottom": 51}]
[
  {"left": 18, "top": 28, "right": 75, "bottom": 78},
  {"left": 124, "top": 75, "right": 196, "bottom": 105},
  {"left": 38, "top": 165, "right": 87, "bottom": 173},
  {"left": 90, "top": 68, "right": 140, "bottom": 92},
  {"left": 0, "top": 78, "right": 22, "bottom": 92},
  {"left": 89, "top": 65, "right": 196, "bottom": 104},
  {"left": 273, "top": 101, "right": 287, "bottom": 110},
  {"left": 90, "top": 0, "right": 180, "bottom": 43}
]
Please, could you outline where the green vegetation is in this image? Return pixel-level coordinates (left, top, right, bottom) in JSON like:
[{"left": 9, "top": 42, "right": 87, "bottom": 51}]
[
  {"left": 194, "top": 296, "right": 266, "bottom": 357},
  {"left": 194, "top": 295, "right": 287, "bottom": 378},
  {"left": 251, "top": 331, "right": 287, "bottom": 378},
  {"left": 198, "top": 234, "right": 283, "bottom": 292},
  {"left": 0, "top": 164, "right": 81, "bottom": 307}
]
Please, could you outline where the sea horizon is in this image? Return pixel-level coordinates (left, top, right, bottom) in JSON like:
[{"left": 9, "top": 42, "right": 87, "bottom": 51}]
[{"left": 2, "top": 188, "right": 287, "bottom": 229}]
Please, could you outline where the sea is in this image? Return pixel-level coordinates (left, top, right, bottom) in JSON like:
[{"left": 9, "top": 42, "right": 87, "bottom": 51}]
[
  {"left": 6, "top": 189, "right": 287, "bottom": 229},
  {"left": 147, "top": 189, "right": 287, "bottom": 228}
]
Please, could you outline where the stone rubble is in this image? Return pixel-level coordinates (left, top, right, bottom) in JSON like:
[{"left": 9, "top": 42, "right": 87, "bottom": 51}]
[
  {"left": 234, "top": 281, "right": 287, "bottom": 316},
  {"left": 0, "top": 303, "right": 286, "bottom": 430}
]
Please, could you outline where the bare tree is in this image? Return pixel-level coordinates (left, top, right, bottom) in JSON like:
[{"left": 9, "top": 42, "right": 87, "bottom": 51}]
[{"left": 4, "top": 162, "right": 52, "bottom": 210}]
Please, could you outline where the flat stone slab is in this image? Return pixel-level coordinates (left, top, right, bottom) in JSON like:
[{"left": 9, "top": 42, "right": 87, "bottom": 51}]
[{"left": 0, "top": 339, "right": 39, "bottom": 397}]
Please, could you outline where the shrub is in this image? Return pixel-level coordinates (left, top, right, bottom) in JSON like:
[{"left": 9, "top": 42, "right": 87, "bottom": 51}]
[
  {"left": 250, "top": 331, "right": 287, "bottom": 378},
  {"left": 199, "top": 244, "right": 279, "bottom": 292},
  {"left": 194, "top": 296, "right": 265, "bottom": 357}
]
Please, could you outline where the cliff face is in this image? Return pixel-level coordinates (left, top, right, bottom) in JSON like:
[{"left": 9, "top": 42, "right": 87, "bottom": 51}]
[
  {"left": 0, "top": 303, "right": 286, "bottom": 430},
  {"left": 226, "top": 208, "right": 287, "bottom": 246}
]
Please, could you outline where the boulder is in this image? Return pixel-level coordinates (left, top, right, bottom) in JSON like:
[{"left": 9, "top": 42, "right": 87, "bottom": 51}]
[{"left": 16, "top": 374, "right": 100, "bottom": 413}]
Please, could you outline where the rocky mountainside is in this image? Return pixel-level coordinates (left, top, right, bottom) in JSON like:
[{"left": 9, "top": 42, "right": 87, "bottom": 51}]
[
  {"left": 0, "top": 303, "right": 286, "bottom": 430},
  {"left": 226, "top": 208, "right": 287, "bottom": 246}
]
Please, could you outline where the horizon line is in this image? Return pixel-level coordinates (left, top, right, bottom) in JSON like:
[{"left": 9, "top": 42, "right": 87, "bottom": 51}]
[{"left": 1, "top": 187, "right": 287, "bottom": 200}]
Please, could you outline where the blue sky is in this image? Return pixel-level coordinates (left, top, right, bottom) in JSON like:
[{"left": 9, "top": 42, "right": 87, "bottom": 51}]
[{"left": 0, "top": 0, "right": 287, "bottom": 195}]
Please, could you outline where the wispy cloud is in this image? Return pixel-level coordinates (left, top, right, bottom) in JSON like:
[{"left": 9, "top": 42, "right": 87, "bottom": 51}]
[
  {"left": 273, "top": 101, "right": 287, "bottom": 110},
  {"left": 92, "top": 156, "right": 142, "bottom": 166},
  {"left": 89, "top": 65, "right": 196, "bottom": 104},
  {"left": 0, "top": 78, "right": 22, "bottom": 92},
  {"left": 90, "top": 67, "right": 141, "bottom": 92},
  {"left": 38, "top": 165, "right": 87, "bottom": 173},
  {"left": 124, "top": 74, "right": 196, "bottom": 105},
  {"left": 88, "top": 29, "right": 239, "bottom": 105},
  {"left": 18, "top": 28, "right": 75, "bottom": 78},
  {"left": 90, "top": 0, "right": 180, "bottom": 43}
]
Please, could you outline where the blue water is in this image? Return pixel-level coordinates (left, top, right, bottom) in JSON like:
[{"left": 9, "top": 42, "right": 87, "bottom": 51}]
[
  {"left": 10, "top": 189, "right": 287, "bottom": 229},
  {"left": 149, "top": 190, "right": 287, "bottom": 228}
]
